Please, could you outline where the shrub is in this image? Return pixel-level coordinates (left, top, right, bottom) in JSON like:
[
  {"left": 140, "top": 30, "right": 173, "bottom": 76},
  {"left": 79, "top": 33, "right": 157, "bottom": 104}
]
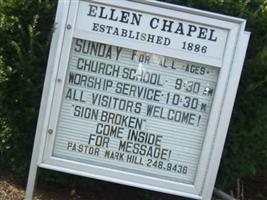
[{"left": 0, "top": 0, "right": 57, "bottom": 174}]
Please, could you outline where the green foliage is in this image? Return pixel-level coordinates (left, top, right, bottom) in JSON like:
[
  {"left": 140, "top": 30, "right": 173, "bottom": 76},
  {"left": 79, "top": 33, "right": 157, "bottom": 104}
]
[
  {"left": 0, "top": 0, "right": 266, "bottom": 192},
  {"left": 0, "top": 0, "right": 56, "bottom": 174}
]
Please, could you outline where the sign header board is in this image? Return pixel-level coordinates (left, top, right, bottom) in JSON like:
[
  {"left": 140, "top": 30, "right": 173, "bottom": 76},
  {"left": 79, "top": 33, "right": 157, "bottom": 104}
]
[
  {"left": 75, "top": 1, "right": 228, "bottom": 62},
  {"left": 26, "top": 1, "right": 250, "bottom": 200}
]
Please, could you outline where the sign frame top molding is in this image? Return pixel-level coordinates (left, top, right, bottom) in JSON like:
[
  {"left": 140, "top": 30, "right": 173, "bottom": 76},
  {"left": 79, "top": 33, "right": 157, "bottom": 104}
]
[{"left": 25, "top": 0, "right": 250, "bottom": 200}]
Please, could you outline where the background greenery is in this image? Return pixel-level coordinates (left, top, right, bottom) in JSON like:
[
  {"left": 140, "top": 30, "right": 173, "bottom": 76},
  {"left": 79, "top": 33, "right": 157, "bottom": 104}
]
[{"left": 0, "top": 0, "right": 266, "bottom": 196}]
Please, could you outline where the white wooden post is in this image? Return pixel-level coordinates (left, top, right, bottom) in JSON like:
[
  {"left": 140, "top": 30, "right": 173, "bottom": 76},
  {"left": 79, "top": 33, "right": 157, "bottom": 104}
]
[{"left": 24, "top": 1, "right": 70, "bottom": 199}]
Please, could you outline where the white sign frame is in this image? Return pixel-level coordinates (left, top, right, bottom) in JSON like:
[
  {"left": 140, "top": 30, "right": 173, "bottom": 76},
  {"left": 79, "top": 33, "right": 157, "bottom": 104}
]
[{"left": 25, "top": 0, "right": 250, "bottom": 199}]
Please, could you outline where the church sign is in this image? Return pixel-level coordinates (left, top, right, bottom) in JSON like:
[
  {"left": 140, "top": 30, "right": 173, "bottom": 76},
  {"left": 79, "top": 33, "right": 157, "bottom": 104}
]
[{"left": 25, "top": 1, "right": 250, "bottom": 199}]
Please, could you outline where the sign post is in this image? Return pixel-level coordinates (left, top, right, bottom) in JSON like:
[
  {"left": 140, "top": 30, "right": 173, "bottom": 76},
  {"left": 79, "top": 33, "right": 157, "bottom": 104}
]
[{"left": 25, "top": 1, "right": 250, "bottom": 199}]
